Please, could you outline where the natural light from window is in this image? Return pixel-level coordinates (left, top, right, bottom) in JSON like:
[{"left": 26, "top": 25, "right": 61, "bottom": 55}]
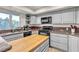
[
  {"left": 0, "top": 13, "right": 20, "bottom": 30},
  {"left": 0, "top": 13, "right": 10, "bottom": 30},
  {"left": 12, "top": 15, "right": 20, "bottom": 29}
]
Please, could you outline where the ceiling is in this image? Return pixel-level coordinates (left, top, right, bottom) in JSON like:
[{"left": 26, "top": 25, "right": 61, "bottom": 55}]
[
  {"left": 0, "top": 6, "right": 74, "bottom": 15},
  {"left": 23, "top": 6, "right": 53, "bottom": 11}
]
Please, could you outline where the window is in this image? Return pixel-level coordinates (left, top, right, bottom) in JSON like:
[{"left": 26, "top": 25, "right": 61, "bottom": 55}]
[
  {"left": 12, "top": 15, "right": 20, "bottom": 29},
  {"left": 0, "top": 13, "right": 20, "bottom": 30},
  {"left": 0, "top": 13, "right": 10, "bottom": 30}
]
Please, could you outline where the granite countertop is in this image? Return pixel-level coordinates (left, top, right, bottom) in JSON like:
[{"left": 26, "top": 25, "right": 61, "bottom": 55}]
[
  {"left": 0, "top": 30, "right": 31, "bottom": 37},
  {"left": 51, "top": 30, "right": 79, "bottom": 37},
  {"left": 1, "top": 29, "right": 79, "bottom": 37},
  {"left": 70, "top": 33, "right": 79, "bottom": 37},
  {"left": 52, "top": 31, "right": 70, "bottom": 35}
]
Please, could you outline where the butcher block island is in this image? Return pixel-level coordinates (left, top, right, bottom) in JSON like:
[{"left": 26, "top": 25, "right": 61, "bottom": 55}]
[{"left": 7, "top": 34, "right": 49, "bottom": 52}]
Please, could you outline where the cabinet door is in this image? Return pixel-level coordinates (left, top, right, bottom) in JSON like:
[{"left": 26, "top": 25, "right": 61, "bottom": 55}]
[
  {"left": 76, "top": 8, "right": 79, "bottom": 24},
  {"left": 4, "top": 35, "right": 16, "bottom": 42},
  {"left": 51, "top": 36, "right": 67, "bottom": 44},
  {"left": 34, "top": 39, "right": 49, "bottom": 52},
  {"left": 43, "top": 45, "right": 49, "bottom": 52},
  {"left": 50, "top": 40, "right": 67, "bottom": 51},
  {"left": 52, "top": 14, "right": 62, "bottom": 24},
  {"left": 16, "top": 33, "right": 23, "bottom": 39},
  {"left": 50, "top": 33, "right": 68, "bottom": 44},
  {"left": 3, "top": 33, "right": 23, "bottom": 42},
  {"left": 62, "top": 9, "right": 75, "bottom": 24},
  {"left": 30, "top": 16, "right": 36, "bottom": 24},
  {"left": 69, "top": 36, "right": 78, "bottom": 52},
  {"left": 50, "top": 33, "right": 68, "bottom": 51},
  {"left": 36, "top": 17, "right": 41, "bottom": 24}
]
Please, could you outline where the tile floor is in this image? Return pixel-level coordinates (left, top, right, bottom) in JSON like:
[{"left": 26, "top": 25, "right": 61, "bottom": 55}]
[{"left": 48, "top": 47, "right": 62, "bottom": 52}]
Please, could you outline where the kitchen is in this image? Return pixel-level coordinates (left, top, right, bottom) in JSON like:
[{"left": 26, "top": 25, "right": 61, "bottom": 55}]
[{"left": 0, "top": 6, "right": 79, "bottom": 52}]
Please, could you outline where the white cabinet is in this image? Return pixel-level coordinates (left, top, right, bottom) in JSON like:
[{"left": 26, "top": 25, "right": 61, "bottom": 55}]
[
  {"left": 50, "top": 33, "right": 79, "bottom": 52},
  {"left": 76, "top": 8, "right": 79, "bottom": 24},
  {"left": 51, "top": 36, "right": 67, "bottom": 44},
  {"left": 35, "top": 8, "right": 77, "bottom": 24},
  {"left": 36, "top": 16, "right": 41, "bottom": 24},
  {"left": 51, "top": 41, "right": 67, "bottom": 51},
  {"left": 62, "top": 9, "right": 75, "bottom": 24},
  {"left": 34, "top": 39, "right": 49, "bottom": 52},
  {"left": 50, "top": 33, "right": 68, "bottom": 51},
  {"left": 69, "top": 35, "right": 79, "bottom": 52},
  {"left": 3, "top": 33, "right": 23, "bottom": 42},
  {"left": 30, "top": 16, "right": 36, "bottom": 24},
  {"left": 52, "top": 13, "right": 62, "bottom": 24}
]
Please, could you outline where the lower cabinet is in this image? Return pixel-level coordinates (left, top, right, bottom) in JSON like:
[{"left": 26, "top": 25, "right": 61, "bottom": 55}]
[
  {"left": 34, "top": 39, "right": 49, "bottom": 52},
  {"left": 50, "top": 33, "right": 68, "bottom": 51},
  {"left": 50, "top": 41, "right": 67, "bottom": 51},
  {"left": 50, "top": 33, "right": 79, "bottom": 52},
  {"left": 69, "top": 35, "right": 79, "bottom": 52},
  {"left": 3, "top": 33, "right": 23, "bottom": 42}
]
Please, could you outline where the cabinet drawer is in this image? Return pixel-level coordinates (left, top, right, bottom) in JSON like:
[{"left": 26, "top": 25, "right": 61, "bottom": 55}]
[
  {"left": 4, "top": 35, "right": 12, "bottom": 40},
  {"left": 50, "top": 41, "right": 67, "bottom": 51},
  {"left": 4, "top": 35, "right": 17, "bottom": 39},
  {"left": 69, "top": 36, "right": 79, "bottom": 52},
  {"left": 16, "top": 34, "right": 23, "bottom": 38},
  {"left": 3, "top": 33, "right": 23, "bottom": 42},
  {"left": 42, "top": 45, "right": 49, "bottom": 52},
  {"left": 34, "top": 39, "right": 49, "bottom": 52},
  {"left": 51, "top": 33, "right": 67, "bottom": 37},
  {"left": 17, "top": 33, "right": 23, "bottom": 36},
  {"left": 5, "top": 38, "right": 17, "bottom": 42},
  {"left": 51, "top": 36, "right": 67, "bottom": 44}
]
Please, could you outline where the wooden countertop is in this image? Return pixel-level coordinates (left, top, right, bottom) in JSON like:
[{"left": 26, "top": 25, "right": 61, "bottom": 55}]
[{"left": 7, "top": 34, "right": 48, "bottom": 52}]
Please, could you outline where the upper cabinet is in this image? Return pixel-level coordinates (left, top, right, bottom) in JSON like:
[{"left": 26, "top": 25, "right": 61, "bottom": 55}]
[
  {"left": 62, "top": 9, "right": 75, "bottom": 24},
  {"left": 52, "top": 13, "right": 62, "bottom": 24},
  {"left": 33, "top": 7, "right": 79, "bottom": 25},
  {"left": 30, "top": 16, "right": 37, "bottom": 24},
  {"left": 36, "top": 16, "right": 41, "bottom": 24},
  {"left": 52, "top": 8, "right": 75, "bottom": 24},
  {"left": 75, "top": 7, "right": 79, "bottom": 24}
]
